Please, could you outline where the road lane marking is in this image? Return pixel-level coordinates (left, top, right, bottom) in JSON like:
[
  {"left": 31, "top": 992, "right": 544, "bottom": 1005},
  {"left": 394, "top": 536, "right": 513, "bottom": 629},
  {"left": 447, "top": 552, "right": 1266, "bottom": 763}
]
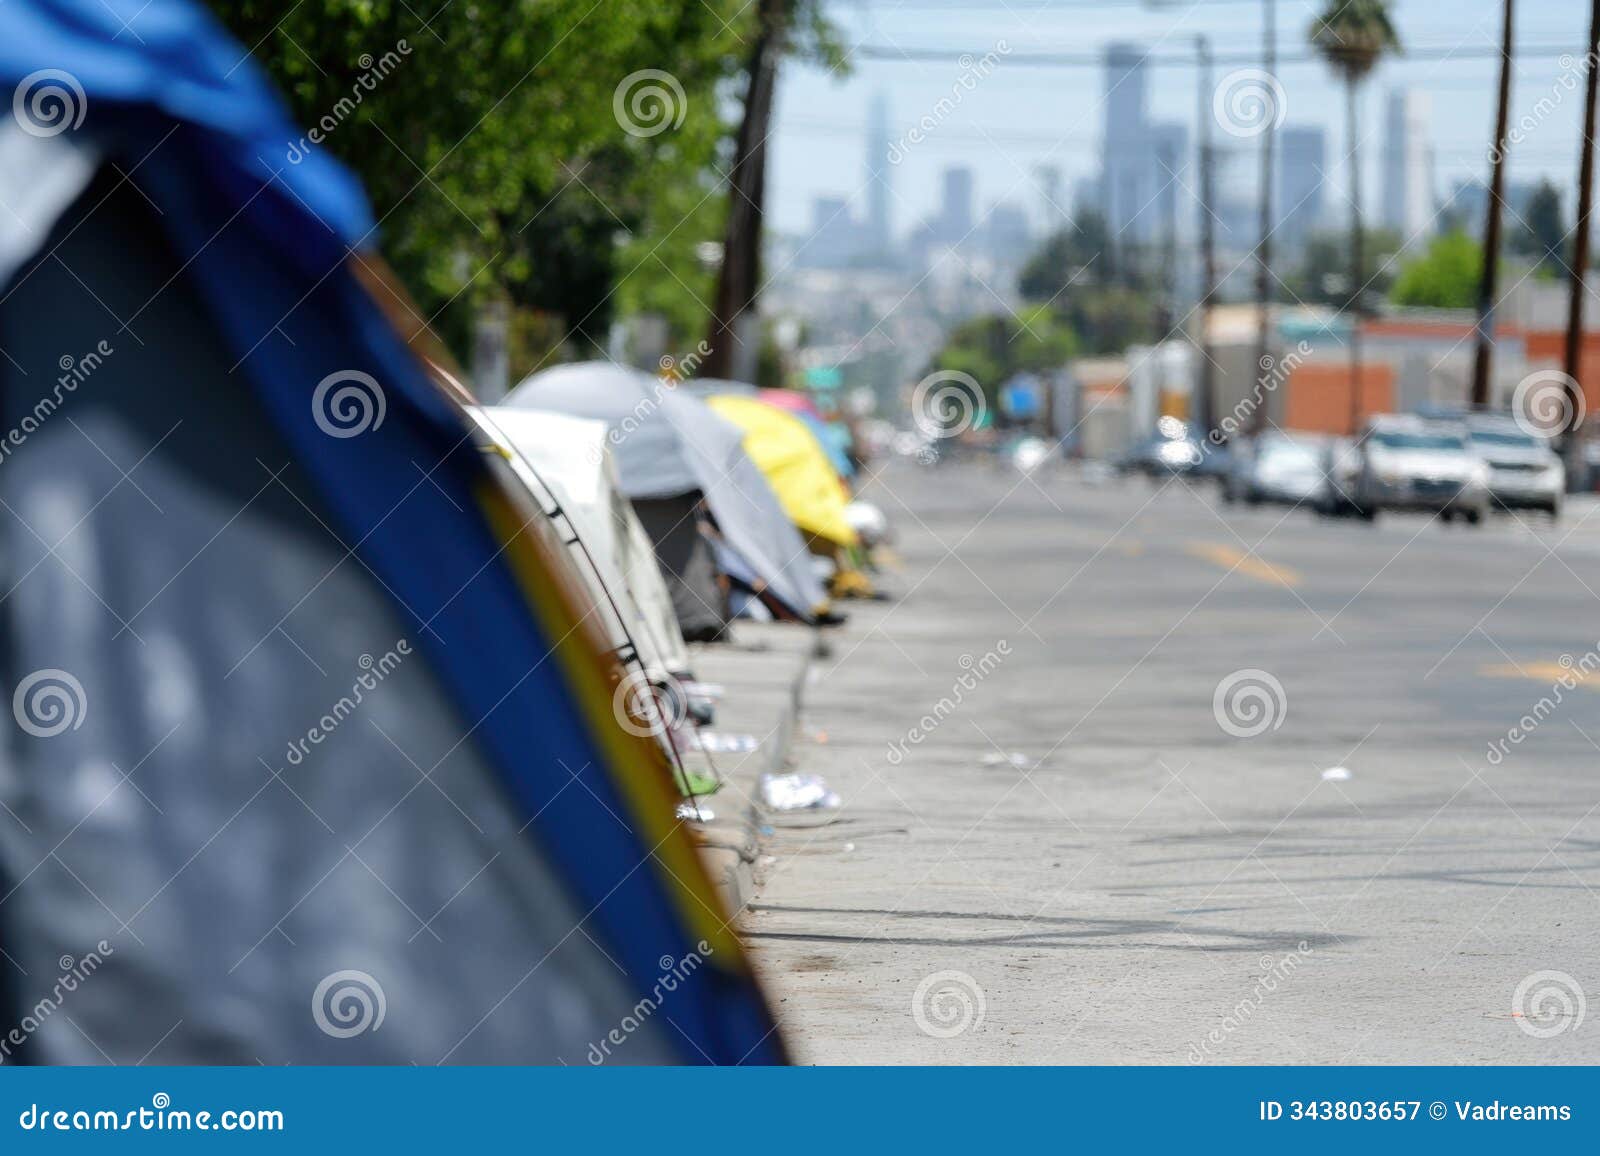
[
  {"left": 1184, "top": 542, "right": 1302, "bottom": 588},
  {"left": 1478, "top": 661, "right": 1600, "bottom": 689}
]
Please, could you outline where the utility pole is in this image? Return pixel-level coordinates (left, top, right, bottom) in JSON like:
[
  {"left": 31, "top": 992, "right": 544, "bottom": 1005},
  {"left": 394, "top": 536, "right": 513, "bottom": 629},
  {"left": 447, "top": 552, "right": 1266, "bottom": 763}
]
[
  {"left": 1250, "top": 0, "right": 1277, "bottom": 434},
  {"left": 1346, "top": 78, "right": 1365, "bottom": 435},
  {"left": 1155, "top": 139, "right": 1177, "bottom": 339},
  {"left": 704, "top": 0, "right": 785, "bottom": 381},
  {"left": 1562, "top": 0, "right": 1599, "bottom": 490},
  {"left": 1471, "top": 0, "right": 1516, "bottom": 408},
  {"left": 1196, "top": 35, "right": 1218, "bottom": 441}
]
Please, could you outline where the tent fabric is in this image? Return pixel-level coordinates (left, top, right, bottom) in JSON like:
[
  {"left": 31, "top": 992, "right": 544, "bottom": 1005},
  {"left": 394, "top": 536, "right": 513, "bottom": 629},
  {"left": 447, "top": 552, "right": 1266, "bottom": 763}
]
[
  {"left": 0, "top": 0, "right": 783, "bottom": 1066},
  {"left": 633, "top": 495, "right": 729, "bottom": 642},
  {"left": 705, "top": 395, "right": 859, "bottom": 548},
  {"left": 749, "top": 388, "right": 824, "bottom": 421},
  {"left": 505, "top": 362, "right": 826, "bottom": 620},
  {"left": 468, "top": 406, "right": 692, "bottom": 679},
  {"left": 685, "top": 381, "right": 855, "bottom": 480}
]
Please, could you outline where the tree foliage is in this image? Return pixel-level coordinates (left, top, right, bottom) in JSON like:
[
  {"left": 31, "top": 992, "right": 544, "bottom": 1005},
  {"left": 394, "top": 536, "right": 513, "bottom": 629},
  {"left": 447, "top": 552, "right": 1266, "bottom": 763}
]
[
  {"left": 928, "top": 307, "right": 1078, "bottom": 407},
  {"left": 1284, "top": 228, "right": 1403, "bottom": 308},
  {"left": 1511, "top": 178, "right": 1567, "bottom": 276},
  {"left": 1389, "top": 231, "right": 1484, "bottom": 309},
  {"left": 212, "top": 1, "right": 749, "bottom": 363}
]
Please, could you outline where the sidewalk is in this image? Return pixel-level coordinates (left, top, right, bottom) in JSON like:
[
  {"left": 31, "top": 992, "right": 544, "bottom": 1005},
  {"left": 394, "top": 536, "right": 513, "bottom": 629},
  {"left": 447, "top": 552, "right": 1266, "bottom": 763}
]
[{"left": 685, "top": 622, "right": 821, "bottom": 917}]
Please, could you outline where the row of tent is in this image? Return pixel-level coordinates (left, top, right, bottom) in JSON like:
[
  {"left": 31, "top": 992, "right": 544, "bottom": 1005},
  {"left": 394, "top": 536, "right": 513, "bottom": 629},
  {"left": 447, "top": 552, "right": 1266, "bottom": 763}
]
[{"left": 0, "top": 0, "right": 880, "bottom": 1065}]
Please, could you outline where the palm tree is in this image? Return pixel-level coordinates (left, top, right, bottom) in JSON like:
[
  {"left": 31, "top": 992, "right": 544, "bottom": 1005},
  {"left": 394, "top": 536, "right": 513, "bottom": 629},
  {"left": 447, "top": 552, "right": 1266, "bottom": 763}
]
[
  {"left": 1309, "top": 0, "right": 1401, "bottom": 433},
  {"left": 1471, "top": 0, "right": 1515, "bottom": 408}
]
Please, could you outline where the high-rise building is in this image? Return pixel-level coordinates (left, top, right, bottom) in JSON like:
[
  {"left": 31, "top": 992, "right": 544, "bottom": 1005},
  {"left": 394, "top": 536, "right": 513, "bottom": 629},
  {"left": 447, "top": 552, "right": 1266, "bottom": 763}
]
[
  {"left": 1382, "top": 89, "right": 1434, "bottom": 245},
  {"left": 987, "top": 201, "right": 1033, "bottom": 263},
  {"left": 804, "top": 195, "right": 862, "bottom": 267},
  {"left": 1150, "top": 122, "right": 1189, "bottom": 246},
  {"left": 1033, "top": 164, "right": 1066, "bottom": 235},
  {"left": 940, "top": 166, "right": 975, "bottom": 240},
  {"left": 1101, "top": 42, "right": 1153, "bottom": 243},
  {"left": 1277, "top": 125, "right": 1325, "bottom": 257},
  {"left": 863, "top": 90, "right": 891, "bottom": 255}
]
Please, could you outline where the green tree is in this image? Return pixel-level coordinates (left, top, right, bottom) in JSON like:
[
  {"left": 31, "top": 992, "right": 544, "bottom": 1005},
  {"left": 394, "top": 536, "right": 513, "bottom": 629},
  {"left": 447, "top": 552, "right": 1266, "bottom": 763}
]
[
  {"left": 1018, "top": 209, "right": 1117, "bottom": 300},
  {"left": 928, "top": 307, "right": 1078, "bottom": 412},
  {"left": 1389, "top": 232, "right": 1483, "bottom": 308},
  {"left": 213, "top": 1, "right": 748, "bottom": 365},
  {"left": 1286, "top": 228, "right": 1402, "bottom": 305},
  {"left": 1512, "top": 178, "right": 1566, "bottom": 276}
]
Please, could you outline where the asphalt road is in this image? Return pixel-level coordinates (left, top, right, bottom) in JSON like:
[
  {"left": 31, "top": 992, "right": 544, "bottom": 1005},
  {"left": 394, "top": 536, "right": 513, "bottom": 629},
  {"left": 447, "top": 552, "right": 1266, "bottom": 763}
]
[{"left": 746, "top": 459, "right": 1600, "bottom": 1064}]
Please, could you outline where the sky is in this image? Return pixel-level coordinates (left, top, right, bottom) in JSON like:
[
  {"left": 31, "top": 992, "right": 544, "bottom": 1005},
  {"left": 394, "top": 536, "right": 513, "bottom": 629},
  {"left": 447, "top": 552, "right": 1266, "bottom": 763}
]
[{"left": 769, "top": 0, "right": 1598, "bottom": 242}]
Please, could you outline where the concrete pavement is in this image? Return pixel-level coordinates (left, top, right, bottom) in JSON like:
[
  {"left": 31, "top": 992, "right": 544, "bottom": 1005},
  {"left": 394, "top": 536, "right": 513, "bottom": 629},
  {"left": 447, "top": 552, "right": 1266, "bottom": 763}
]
[{"left": 745, "top": 460, "right": 1600, "bottom": 1063}]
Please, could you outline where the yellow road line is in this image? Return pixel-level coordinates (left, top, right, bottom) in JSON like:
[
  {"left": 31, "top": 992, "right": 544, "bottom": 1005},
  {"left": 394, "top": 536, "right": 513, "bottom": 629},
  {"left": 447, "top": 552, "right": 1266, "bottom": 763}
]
[
  {"left": 1478, "top": 661, "right": 1600, "bottom": 688},
  {"left": 1184, "top": 542, "right": 1302, "bottom": 588}
]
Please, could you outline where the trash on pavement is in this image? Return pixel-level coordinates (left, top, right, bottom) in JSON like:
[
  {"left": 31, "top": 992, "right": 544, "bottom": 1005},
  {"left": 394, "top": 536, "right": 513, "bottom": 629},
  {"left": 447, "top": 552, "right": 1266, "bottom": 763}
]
[{"left": 759, "top": 772, "right": 842, "bottom": 826}]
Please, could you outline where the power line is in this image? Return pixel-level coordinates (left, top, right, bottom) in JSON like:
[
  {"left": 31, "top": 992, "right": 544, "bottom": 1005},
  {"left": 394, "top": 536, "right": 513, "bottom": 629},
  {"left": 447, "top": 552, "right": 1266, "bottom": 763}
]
[{"left": 851, "top": 43, "right": 1584, "bottom": 67}]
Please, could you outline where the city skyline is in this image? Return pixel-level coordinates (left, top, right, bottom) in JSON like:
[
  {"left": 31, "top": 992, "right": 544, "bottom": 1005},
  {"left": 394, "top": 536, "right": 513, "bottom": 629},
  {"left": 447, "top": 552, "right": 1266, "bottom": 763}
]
[{"left": 772, "top": 0, "right": 1600, "bottom": 254}]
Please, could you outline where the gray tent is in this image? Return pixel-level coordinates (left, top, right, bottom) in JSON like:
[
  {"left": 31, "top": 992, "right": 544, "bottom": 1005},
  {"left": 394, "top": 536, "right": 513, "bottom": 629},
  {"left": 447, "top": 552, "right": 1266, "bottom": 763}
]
[{"left": 504, "top": 363, "right": 826, "bottom": 628}]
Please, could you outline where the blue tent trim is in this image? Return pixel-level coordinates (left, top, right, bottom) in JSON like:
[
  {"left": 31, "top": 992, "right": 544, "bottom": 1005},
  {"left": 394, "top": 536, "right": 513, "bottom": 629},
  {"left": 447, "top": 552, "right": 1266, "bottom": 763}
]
[{"left": 0, "top": 0, "right": 782, "bottom": 1065}]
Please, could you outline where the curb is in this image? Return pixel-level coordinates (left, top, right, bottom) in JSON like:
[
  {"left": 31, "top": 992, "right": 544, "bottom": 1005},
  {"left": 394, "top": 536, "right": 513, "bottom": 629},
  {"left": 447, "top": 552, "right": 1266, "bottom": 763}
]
[{"left": 689, "top": 625, "right": 822, "bottom": 919}]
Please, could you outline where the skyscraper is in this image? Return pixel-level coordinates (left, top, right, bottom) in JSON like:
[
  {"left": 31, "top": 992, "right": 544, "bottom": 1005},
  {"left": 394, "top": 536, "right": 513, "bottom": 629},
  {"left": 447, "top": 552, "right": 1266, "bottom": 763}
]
[
  {"left": 1277, "top": 126, "right": 1325, "bottom": 258},
  {"left": 1382, "top": 89, "right": 1434, "bottom": 245},
  {"left": 1033, "top": 164, "right": 1066, "bottom": 235},
  {"left": 1150, "top": 122, "right": 1189, "bottom": 246},
  {"left": 1101, "top": 43, "right": 1153, "bottom": 243},
  {"left": 941, "top": 166, "right": 975, "bottom": 240},
  {"left": 863, "top": 90, "right": 891, "bottom": 255}
]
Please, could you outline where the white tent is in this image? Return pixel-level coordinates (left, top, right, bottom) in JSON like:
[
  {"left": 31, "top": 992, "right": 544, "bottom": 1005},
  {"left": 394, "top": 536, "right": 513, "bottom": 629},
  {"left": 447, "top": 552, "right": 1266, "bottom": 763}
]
[{"left": 468, "top": 406, "right": 691, "bottom": 681}]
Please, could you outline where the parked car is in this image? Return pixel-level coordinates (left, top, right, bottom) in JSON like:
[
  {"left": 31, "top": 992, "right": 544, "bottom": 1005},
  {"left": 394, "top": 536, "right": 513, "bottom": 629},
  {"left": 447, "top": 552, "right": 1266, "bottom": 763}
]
[
  {"left": 1315, "top": 436, "right": 1367, "bottom": 518},
  {"left": 1354, "top": 415, "right": 1489, "bottom": 524},
  {"left": 1117, "top": 416, "right": 1203, "bottom": 478},
  {"left": 1222, "top": 432, "right": 1326, "bottom": 507},
  {"left": 1465, "top": 414, "right": 1564, "bottom": 518}
]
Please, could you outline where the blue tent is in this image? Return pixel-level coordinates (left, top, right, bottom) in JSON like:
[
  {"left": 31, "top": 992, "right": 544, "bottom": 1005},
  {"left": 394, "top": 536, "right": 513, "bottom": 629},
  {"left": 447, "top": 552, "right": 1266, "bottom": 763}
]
[{"left": 0, "top": 0, "right": 783, "bottom": 1065}]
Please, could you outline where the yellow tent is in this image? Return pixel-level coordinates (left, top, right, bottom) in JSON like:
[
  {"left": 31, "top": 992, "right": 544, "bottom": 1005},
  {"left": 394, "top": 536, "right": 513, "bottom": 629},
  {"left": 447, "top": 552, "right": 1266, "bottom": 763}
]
[{"left": 706, "top": 395, "right": 858, "bottom": 548}]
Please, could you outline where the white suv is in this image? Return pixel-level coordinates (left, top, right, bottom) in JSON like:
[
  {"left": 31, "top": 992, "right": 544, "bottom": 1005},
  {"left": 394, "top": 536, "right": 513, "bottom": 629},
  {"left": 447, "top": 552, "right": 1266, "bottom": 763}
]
[{"left": 1466, "top": 414, "right": 1564, "bottom": 519}]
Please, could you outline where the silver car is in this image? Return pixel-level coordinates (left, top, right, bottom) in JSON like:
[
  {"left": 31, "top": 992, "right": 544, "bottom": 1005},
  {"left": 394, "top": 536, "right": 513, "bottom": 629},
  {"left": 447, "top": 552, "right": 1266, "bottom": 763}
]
[
  {"left": 1223, "top": 432, "right": 1326, "bottom": 507},
  {"left": 1466, "top": 415, "right": 1564, "bottom": 519},
  {"left": 1354, "top": 415, "right": 1490, "bottom": 525}
]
